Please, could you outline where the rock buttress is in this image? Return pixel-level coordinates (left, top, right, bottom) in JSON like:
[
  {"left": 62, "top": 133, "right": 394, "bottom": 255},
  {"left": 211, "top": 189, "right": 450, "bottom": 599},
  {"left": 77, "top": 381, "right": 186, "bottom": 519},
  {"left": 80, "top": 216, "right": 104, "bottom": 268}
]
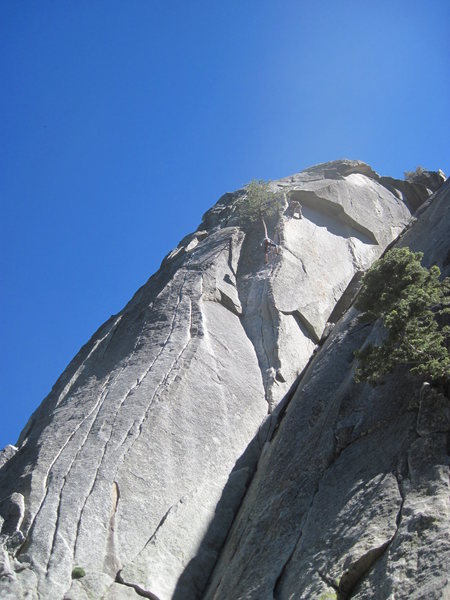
[
  {"left": 0, "top": 160, "right": 439, "bottom": 600},
  {"left": 204, "top": 178, "right": 450, "bottom": 600}
]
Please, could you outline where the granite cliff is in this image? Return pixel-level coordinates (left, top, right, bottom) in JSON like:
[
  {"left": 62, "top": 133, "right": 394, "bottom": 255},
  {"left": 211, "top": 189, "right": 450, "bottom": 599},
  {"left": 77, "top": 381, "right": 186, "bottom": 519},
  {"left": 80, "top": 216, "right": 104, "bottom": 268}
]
[{"left": 0, "top": 160, "right": 448, "bottom": 600}]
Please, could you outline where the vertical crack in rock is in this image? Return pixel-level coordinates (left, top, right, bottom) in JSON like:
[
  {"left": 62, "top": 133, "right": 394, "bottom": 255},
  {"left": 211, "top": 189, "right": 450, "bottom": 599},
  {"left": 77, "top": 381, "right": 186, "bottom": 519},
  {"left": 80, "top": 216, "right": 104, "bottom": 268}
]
[
  {"left": 103, "top": 481, "right": 121, "bottom": 577},
  {"left": 271, "top": 445, "right": 338, "bottom": 600},
  {"left": 20, "top": 316, "right": 125, "bottom": 543},
  {"left": 58, "top": 271, "right": 197, "bottom": 598},
  {"left": 44, "top": 369, "right": 131, "bottom": 569},
  {"left": 46, "top": 366, "right": 131, "bottom": 571},
  {"left": 270, "top": 393, "right": 347, "bottom": 598},
  {"left": 337, "top": 543, "right": 391, "bottom": 600},
  {"left": 272, "top": 531, "right": 303, "bottom": 600},
  {"left": 73, "top": 284, "right": 195, "bottom": 558},
  {"left": 19, "top": 370, "right": 115, "bottom": 553},
  {"left": 233, "top": 223, "right": 284, "bottom": 410},
  {"left": 30, "top": 270, "right": 193, "bottom": 582},
  {"left": 21, "top": 311, "right": 145, "bottom": 549},
  {"left": 45, "top": 478, "right": 69, "bottom": 573},
  {"left": 393, "top": 474, "right": 406, "bottom": 531},
  {"left": 118, "top": 298, "right": 194, "bottom": 458},
  {"left": 336, "top": 475, "right": 405, "bottom": 600},
  {"left": 259, "top": 279, "right": 280, "bottom": 410},
  {"left": 227, "top": 236, "right": 238, "bottom": 278}
]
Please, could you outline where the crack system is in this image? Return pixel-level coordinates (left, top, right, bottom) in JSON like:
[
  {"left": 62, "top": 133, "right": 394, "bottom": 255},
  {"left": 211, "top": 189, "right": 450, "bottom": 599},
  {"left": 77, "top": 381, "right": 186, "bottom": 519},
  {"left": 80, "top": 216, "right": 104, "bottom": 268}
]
[{"left": 21, "top": 263, "right": 199, "bottom": 597}]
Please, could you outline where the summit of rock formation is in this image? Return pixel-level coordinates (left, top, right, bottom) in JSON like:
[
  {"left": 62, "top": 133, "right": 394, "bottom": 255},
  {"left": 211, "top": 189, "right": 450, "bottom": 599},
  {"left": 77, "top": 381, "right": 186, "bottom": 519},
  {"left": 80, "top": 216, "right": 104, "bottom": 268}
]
[{"left": 0, "top": 159, "right": 448, "bottom": 600}]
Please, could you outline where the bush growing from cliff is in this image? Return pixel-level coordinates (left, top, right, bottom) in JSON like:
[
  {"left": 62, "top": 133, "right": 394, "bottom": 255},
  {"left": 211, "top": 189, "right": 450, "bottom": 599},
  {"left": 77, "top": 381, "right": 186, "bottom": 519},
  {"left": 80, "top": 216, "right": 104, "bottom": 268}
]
[
  {"left": 71, "top": 566, "right": 86, "bottom": 579},
  {"left": 354, "top": 247, "right": 450, "bottom": 387},
  {"left": 404, "top": 165, "right": 425, "bottom": 181},
  {"left": 238, "top": 180, "right": 284, "bottom": 234}
]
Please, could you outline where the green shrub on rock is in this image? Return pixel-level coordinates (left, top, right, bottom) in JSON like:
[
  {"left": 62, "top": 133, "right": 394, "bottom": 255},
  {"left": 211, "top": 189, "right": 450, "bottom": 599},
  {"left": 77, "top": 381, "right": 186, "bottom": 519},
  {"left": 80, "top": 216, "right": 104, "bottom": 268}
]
[
  {"left": 71, "top": 566, "right": 86, "bottom": 579},
  {"left": 354, "top": 247, "right": 450, "bottom": 387},
  {"left": 404, "top": 165, "right": 425, "bottom": 181}
]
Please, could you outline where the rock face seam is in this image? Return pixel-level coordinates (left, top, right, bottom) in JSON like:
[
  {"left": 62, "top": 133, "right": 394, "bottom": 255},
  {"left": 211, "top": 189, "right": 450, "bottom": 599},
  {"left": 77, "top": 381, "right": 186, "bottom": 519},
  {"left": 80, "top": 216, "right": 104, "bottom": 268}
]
[{"left": 19, "top": 369, "right": 115, "bottom": 554}]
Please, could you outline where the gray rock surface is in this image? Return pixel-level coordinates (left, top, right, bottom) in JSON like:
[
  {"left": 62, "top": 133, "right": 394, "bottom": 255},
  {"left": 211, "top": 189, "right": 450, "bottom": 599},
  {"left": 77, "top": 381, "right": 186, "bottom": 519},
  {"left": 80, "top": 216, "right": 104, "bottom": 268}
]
[
  {"left": 0, "top": 446, "right": 17, "bottom": 470},
  {"left": 204, "top": 175, "right": 450, "bottom": 600},
  {"left": 0, "top": 159, "right": 444, "bottom": 600}
]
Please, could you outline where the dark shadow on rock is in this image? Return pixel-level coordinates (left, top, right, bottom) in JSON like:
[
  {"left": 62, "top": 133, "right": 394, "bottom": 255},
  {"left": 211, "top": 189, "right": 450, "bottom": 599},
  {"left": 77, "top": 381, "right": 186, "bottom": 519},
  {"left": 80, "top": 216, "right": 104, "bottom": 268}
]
[
  {"left": 171, "top": 432, "right": 263, "bottom": 600},
  {"left": 172, "top": 374, "right": 304, "bottom": 600}
]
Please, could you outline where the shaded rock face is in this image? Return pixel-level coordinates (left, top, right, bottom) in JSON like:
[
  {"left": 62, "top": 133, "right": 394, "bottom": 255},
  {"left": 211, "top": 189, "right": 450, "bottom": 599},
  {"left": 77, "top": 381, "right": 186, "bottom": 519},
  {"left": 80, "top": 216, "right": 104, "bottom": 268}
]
[
  {"left": 0, "top": 160, "right": 445, "bottom": 600},
  {"left": 405, "top": 167, "right": 447, "bottom": 192}
]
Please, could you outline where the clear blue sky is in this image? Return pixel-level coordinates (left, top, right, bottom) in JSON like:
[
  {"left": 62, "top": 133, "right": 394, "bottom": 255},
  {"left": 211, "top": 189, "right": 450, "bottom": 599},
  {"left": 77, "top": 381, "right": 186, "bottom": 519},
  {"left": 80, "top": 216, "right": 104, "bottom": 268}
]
[{"left": 1, "top": 1, "right": 449, "bottom": 449}]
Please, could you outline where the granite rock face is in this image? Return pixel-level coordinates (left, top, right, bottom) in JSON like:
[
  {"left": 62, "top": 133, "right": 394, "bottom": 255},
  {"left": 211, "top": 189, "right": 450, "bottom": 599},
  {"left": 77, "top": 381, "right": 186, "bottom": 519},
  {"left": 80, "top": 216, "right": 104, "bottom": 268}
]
[
  {"left": 0, "top": 160, "right": 446, "bottom": 600},
  {"left": 204, "top": 178, "right": 450, "bottom": 600}
]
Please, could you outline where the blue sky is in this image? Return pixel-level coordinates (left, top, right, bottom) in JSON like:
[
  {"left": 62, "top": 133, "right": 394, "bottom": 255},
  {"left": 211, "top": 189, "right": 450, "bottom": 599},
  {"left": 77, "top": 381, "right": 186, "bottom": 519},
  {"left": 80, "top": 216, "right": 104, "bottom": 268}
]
[{"left": 1, "top": 1, "right": 449, "bottom": 449}]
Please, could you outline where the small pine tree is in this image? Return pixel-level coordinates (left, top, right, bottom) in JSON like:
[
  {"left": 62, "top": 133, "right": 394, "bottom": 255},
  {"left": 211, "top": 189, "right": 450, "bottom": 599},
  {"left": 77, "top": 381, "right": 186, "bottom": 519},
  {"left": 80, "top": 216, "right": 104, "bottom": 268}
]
[
  {"left": 354, "top": 247, "right": 450, "bottom": 387},
  {"left": 238, "top": 180, "right": 284, "bottom": 236}
]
